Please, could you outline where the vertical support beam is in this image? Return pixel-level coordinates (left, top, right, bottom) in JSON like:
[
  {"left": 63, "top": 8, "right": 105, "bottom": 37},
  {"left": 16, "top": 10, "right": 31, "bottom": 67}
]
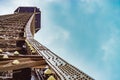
[{"left": 13, "top": 68, "right": 31, "bottom": 80}]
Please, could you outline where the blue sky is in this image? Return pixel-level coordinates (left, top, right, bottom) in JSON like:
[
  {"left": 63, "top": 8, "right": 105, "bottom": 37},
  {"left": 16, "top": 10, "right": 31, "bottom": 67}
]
[{"left": 0, "top": 0, "right": 120, "bottom": 80}]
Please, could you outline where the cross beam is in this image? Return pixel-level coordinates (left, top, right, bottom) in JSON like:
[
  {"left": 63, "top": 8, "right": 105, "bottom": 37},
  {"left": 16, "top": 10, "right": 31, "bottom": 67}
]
[{"left": 0, "top": 55, "right": 46, "bottom": 71}]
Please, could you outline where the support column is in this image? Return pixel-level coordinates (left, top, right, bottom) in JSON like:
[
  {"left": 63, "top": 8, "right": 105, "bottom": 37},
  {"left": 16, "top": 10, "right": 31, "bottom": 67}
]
[{"left": 13, "top": 68, "right": 31, "bottom": 80}]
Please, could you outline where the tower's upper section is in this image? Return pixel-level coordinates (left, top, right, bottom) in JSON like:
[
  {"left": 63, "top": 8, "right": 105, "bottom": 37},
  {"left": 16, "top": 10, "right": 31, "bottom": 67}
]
[
  {"left": 14, "top": 7, "right": 41, "bottom": 32},
  {"left": 14, "top": 7, "right": 40, "bottom": 13}
]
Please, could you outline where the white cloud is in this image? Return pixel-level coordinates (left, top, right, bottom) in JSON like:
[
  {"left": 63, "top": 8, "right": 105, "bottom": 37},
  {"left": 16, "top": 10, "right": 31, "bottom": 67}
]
[
  {"left": 35, "top": 24, "right": 70, "bottom": 46},
  {"left": 102, "top": 37, "right": 116, "bottom": 61},
  {"left": 101, "top": 27, "right": 120, "bottom": 62},
  {"left": 0, "top": 6, "right": 12, "bottom": 15},
  {"left": 79, "top": 0, "right": 105, "bottom": 14},
  {"left": 11, "top": 0, "right": 34, "bottom": 6},
  {"left": 34, "top": 0, "right": 71, "bottom": 45},
  {"left": 0, "top": 0, "right": 41, "bottom": 15},
  {"left": 100, "top": 27, "right": 120, "bottom": 79}
]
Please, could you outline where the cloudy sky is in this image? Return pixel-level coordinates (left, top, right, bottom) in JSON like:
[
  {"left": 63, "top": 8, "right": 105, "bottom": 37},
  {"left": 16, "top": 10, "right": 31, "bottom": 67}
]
[{"left": 0, "top": 0, "right": 120, "bottom": 80}]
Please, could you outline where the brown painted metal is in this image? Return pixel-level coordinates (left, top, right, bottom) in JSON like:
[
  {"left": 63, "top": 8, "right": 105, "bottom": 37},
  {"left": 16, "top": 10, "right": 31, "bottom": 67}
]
[
  {"left": 0, "top": 57, "right": 46, "bottom": 71},
  {"left": 0, "top": 9, "right": 94, "bottom": 80}
]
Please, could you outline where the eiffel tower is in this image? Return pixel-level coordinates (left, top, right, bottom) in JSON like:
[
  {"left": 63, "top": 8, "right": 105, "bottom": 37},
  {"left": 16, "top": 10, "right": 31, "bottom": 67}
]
[{"left": 0, "top": 7, "right": 94, "bottom": 80}]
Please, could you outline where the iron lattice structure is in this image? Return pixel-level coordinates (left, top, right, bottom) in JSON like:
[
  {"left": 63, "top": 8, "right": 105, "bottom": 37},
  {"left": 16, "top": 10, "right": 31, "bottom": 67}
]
[{"left": 0, "top": 7, "right": 94, "bottom": 80}]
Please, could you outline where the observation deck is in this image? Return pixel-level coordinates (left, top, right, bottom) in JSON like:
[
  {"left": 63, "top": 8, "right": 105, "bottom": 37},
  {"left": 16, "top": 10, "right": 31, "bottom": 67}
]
[{"left": 0, "top": 7, "right": 94, "bottom": 80}]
